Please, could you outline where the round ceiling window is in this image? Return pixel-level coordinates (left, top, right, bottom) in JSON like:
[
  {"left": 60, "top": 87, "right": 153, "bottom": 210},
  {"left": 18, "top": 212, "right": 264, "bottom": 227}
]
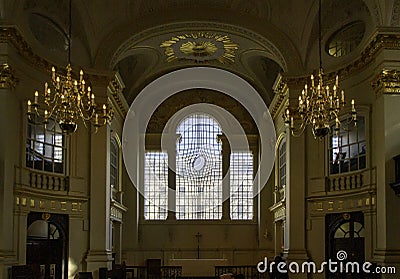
[{"left": 326, "top": 21, "right": 366, "bottom": 58}]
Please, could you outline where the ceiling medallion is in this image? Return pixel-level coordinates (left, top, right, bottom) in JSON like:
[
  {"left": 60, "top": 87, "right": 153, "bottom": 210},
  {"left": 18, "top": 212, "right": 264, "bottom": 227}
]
[{"left": 160, "top": 32, "right": 239, "bottom": 64}]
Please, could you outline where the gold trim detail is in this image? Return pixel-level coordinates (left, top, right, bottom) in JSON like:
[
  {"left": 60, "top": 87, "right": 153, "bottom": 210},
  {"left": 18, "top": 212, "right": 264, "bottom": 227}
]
[
  {"left": 160, "top": 32, "right": 239, "bottom": 64},
  {"left": 343, "top": 213, "right": 351, "bottom": 220},
  {"left": 371, "top": 69, "right": 400, "bottom": 97},
  {"left": 60, "top": 202, "right": 67, "bottom": 211},
  {"left": 0, "top": 64, "right": 18, "bottom": 89},
  {"left": 42, "top": 212, "right": 51, "bottom": 221}
]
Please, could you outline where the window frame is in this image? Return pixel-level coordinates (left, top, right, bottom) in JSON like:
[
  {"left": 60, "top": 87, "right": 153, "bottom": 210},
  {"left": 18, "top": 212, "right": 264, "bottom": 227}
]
[
  {"left": 143, "top": 150, "right": 169, "bottom": 221},
  {"left": 175, "top": 113, "right": 223, "bottom": 220},
  {"left": 326, "top": 107, "right": 369, "bottom": 176},
  {"left": 142, "top": 113, "right": 257, "bottom": 222},
  {"left": 25, "top": 116, "right": 67, "bottom": 175},
  {"left": 230, "top": 150, "right": 254, "bottom": 220},
  {"left": 110, "top": 137, "right": 120, "bottom": 190}
]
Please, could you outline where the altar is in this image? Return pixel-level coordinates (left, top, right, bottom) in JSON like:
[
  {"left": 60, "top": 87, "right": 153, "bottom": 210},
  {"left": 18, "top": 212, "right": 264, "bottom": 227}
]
[{"left": 169, "top": 259, "right": 229, "bottom": 277}]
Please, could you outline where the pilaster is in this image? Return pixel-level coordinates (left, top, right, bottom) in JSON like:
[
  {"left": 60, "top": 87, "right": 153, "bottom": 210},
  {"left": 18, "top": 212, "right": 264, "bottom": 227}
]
[
  {"left": 371, "top": 69, "right": 400, "bottom": 277},
  {"left": 284, "top": 130, "right": 308, "bottom": 279},
  {"left": 86, "top": 120, "right": 113, "bottom": 274}
]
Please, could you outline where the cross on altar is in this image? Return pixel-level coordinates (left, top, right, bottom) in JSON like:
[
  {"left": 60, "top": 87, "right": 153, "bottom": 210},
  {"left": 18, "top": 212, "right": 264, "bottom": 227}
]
[{"left": 195, "top": 232, "right": 202, "bottom": 259}]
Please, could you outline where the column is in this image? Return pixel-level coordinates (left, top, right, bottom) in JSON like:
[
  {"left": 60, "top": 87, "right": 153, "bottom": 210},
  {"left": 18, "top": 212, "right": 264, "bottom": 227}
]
[
  {"left": 0, "top": 62, "right": 19, "bottom": 279},
  {"left": 165, "top": 134, "right": 178, "bottom": 220},
  {"left": 219, "top": 135, "right": 231, "bottom": 220}
]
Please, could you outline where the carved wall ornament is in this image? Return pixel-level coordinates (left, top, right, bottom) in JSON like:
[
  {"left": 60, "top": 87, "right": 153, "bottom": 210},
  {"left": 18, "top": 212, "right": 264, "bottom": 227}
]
[
  {"left": 108, "top": 74, "right": 128, "bottom": 116},
  {"left": 0, "top": 63, "right": 18, "bottom": 89},
  {"left": 41, "top": 212, "right": 51, "bottom": 221},
  {"left": 160, "top": 32, "right": 239, "bottom": 64},
  {"left": 269, "top": 75, "right": 288, "bottom": 119},
  {"left": 371, "top": 69, "right": 400, "bottom": 97}
]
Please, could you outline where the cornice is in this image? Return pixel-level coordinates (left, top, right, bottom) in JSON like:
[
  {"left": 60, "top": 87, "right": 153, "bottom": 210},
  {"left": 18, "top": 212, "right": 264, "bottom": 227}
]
[
  {"left": 371, "top": 69, "right": 400, "bottom": 97},
  {"left": 285, "top": 33, "right": 400, "bottom": 89}
]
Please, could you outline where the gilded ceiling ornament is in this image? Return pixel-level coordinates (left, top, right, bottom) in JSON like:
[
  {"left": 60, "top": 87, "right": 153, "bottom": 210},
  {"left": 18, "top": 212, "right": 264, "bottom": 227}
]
[
  {"left": 160, "top": 32, "right": 239, "bottom": 64},
  {"left": 0, "top": 64, "right": 18, "bottom": 89}
]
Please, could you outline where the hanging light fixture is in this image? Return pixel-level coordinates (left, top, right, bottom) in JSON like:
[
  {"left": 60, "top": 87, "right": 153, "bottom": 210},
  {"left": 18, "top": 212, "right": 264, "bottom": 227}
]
[
  {"left": 283, "top": 0, "right": 356, "bottom": 138},
  {"left": 27, "top": 0, "right": 113, "bottom": 134}
]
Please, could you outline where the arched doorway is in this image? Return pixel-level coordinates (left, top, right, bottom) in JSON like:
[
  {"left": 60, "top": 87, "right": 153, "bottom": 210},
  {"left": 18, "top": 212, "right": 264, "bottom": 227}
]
[
  {"left": 326, "top": 211, "right": 365, "bottom": 278},
  {"left": 27, "top": 212, "right": 68, "bottom": 279}
]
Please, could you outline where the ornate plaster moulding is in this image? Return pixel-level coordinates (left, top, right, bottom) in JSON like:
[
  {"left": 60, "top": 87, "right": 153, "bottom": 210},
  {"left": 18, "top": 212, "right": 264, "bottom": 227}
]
[{"left": 110, "top": 21, "right": 287, "bottom": 72}]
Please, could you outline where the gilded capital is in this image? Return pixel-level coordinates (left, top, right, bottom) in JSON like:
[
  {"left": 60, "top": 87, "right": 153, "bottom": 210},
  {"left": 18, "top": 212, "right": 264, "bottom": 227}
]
[
  {"left": 371, "top": 69, "right": 400, "bottom": 97},
  {"left": 0, "top": 64, "right": 18, "bottom": 89}
]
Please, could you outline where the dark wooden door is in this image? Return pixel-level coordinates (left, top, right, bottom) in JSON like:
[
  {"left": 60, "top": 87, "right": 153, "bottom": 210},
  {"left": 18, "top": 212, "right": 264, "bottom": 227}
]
[
  {"left": 326, "top": 212, "right": 365, "bottom": 279},
  {"left": 27, "top": 212, "right": 68, "bottom": 279}
]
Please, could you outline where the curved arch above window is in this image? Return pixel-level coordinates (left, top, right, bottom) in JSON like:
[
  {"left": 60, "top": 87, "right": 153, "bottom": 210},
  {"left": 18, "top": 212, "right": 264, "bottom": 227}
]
[
  {"left": 334, "top": 221, "right": 365, "bottom": 238},
  {"left": 326, "top": 21, "right": 366, "bottom": 58}
]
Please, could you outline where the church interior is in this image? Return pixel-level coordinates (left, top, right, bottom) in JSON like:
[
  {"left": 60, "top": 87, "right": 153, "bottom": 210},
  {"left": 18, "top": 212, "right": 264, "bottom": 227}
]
[{"left": 1, "top": 0, "right": 400, "bottom": 278}]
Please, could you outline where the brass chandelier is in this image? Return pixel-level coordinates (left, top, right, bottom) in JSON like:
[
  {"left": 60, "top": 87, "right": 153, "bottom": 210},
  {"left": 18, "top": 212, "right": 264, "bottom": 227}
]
[
  {"left": 283, "top": 0, "right": 356, "bottom": 138},
  {"left": 27, "top": 0, "right": 113, "bottom": 134}
]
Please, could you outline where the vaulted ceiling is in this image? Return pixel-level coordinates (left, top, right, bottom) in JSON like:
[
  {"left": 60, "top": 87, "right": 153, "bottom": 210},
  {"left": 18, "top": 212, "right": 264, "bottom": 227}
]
[{"left": 3, "top": 0, "right": 395, "bottom": 105}]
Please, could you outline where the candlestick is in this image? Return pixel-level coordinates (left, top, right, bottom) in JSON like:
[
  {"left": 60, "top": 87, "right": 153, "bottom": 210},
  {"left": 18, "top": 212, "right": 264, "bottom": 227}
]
[{"left": 52, "top": 67, "right": 55, "bottom": 81}]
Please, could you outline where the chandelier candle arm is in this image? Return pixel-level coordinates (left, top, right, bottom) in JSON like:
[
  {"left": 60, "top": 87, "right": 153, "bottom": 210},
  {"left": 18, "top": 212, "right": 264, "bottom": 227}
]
[{"left": 27, "top": 63, "right": 113, "bottom": 134}]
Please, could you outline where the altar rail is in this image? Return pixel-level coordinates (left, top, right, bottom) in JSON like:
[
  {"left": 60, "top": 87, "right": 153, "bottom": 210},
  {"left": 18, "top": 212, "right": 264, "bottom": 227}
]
[
  {"left": 215, "top": 266, "right": 269, "bottom": 279},
  {"left": 99, "top": 265, "right": 182, "bottom": 279}
]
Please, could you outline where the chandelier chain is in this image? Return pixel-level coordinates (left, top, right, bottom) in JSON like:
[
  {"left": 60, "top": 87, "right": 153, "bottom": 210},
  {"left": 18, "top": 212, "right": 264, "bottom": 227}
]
[
  {"left": 27, "top": 0, "right": 113, "bottom": 134},
  {"left": 283, "top": 0, "right": 357, "bottom": 139}
]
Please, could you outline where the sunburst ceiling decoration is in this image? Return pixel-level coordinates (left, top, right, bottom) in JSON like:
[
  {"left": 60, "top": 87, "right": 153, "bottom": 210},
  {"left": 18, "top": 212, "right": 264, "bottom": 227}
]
[{"left": 160, "top": 32, "right": 239, "bottom": 64}]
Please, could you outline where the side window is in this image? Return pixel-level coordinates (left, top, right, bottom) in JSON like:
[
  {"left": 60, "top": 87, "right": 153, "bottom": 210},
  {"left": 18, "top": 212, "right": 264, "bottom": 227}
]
[
  {"left": 110, "top": 138, "right": 119, "bottom": 189},
  {"left": 230, "top": 151, "right": 254, "bottom": 220},
  {"left": 278, "top": 139, "right": 287, "bottom": 190},
  {"left": 329, "top": 116, "right": 366, "bottom": 175},
  {"left": 26, "top": 118, "right": 65, "bottom": 174},
  {"left": 144, "top": 151, "right": 168, "bottom": 220}
]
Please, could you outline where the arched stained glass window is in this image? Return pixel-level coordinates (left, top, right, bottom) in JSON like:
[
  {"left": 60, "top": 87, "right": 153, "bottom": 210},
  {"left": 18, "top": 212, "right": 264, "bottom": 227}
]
[{"left": 176, "top": 113, "right": 222, "bottom": 220}]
